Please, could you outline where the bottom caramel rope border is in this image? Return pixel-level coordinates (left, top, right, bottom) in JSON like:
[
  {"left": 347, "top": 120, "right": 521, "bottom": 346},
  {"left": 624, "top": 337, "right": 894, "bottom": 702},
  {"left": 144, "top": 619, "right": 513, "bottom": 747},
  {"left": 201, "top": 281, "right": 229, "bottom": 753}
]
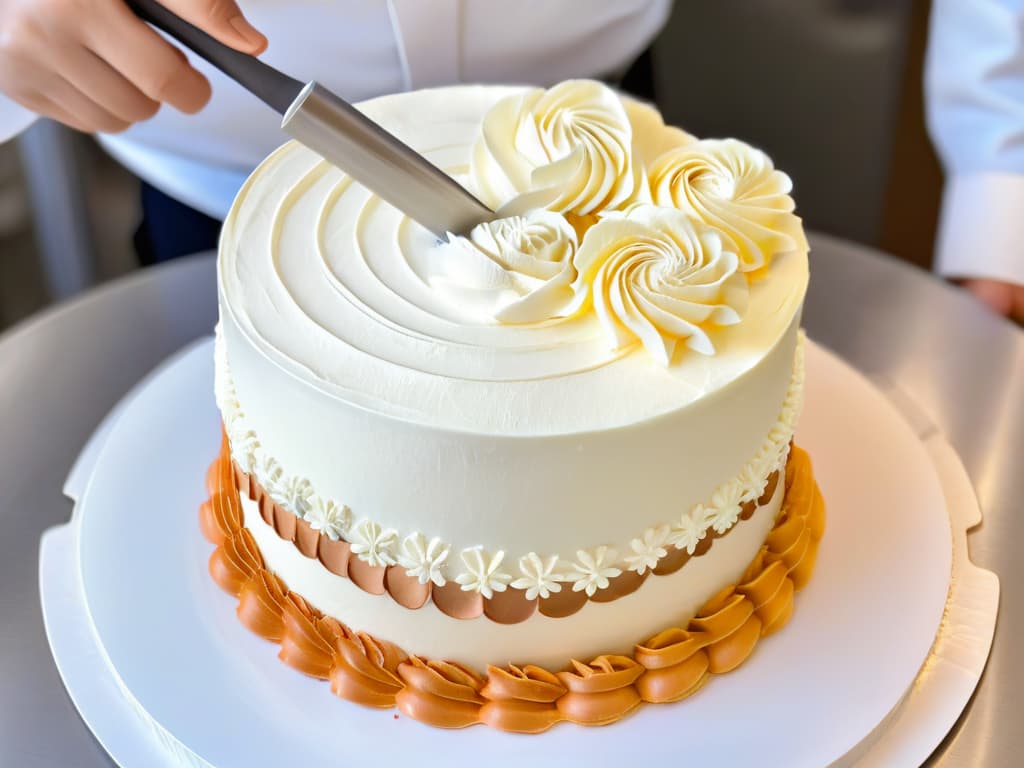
[{"left": 199, "top": 436, "right": 826, "bottom": 733}]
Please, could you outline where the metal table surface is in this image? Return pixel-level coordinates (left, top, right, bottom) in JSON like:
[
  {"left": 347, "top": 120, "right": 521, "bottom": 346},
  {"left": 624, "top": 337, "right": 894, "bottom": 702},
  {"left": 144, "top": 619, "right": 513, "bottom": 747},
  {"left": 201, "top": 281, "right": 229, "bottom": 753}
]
[{"left": 1, "top": 234, "right": 1020, "bottom": 767}]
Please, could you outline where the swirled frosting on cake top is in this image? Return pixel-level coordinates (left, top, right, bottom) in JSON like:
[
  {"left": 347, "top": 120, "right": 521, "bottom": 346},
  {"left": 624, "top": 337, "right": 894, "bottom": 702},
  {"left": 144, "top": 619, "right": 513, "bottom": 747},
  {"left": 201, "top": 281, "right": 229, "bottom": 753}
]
[
  {"left": 219, "top": 82, "right": 808, "bottom": 434},
  {"left": 436, "top": 80, "right": 807, "bottom": 364}
]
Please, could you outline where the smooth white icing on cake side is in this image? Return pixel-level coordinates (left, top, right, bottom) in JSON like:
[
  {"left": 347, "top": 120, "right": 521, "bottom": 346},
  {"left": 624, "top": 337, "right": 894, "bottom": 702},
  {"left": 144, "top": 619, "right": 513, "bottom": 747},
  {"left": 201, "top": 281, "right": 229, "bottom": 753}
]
[
  {"left": 242, "top": 479, "right": 784, "bottom": 670},
  {"left": 214, "top": 324, "right": 803, "bottom": 589}
]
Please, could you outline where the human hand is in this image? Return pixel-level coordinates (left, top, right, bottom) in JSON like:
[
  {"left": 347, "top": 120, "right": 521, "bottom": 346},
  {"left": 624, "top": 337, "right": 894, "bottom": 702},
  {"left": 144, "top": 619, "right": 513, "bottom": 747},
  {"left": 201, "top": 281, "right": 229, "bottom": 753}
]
[
  {"left": 962, "top": 278, "right": 1024, "bottom": 325},
  {"left": 0, "top": 0, "right": 266, "bottom": 133}
]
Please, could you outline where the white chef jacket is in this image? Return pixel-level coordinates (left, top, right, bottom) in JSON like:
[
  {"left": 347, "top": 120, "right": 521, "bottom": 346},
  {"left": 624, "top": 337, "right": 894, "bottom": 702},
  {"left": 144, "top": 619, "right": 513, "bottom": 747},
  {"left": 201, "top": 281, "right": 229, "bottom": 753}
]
[
  {"left": 2, "top": 1, "right": 1020, "bottom": 287},
  {"left": 0, "top": 0, "right": 670, "bottom": 219},
  {"left": 926, "top": 0, "right": 1024, "bottom": 285}
]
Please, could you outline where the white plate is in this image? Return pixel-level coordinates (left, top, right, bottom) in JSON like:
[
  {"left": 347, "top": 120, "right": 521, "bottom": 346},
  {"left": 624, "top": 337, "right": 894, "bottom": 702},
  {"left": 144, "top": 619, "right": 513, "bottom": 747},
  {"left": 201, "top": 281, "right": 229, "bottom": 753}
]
[{"left": 40, "top": 338, "right": 995, "bottom": 767}]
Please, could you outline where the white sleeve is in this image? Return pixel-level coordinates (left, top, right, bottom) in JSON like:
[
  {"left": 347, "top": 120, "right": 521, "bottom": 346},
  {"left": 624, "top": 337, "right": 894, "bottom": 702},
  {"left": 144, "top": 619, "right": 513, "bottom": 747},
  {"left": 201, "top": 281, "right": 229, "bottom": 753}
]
[
  {"left": 0, "top": 94, "right": 37, "bottom": 143},
  {"left": 925, "top": 0, "right": 1024, "bottom": 284}
]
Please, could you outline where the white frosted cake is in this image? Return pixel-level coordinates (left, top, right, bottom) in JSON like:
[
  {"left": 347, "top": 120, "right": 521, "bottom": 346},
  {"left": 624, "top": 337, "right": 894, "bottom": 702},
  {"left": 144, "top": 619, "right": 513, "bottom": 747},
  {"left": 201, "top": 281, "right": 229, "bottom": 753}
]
[{"left": 202, "top": 80, "right": 825, "bottom": 732}]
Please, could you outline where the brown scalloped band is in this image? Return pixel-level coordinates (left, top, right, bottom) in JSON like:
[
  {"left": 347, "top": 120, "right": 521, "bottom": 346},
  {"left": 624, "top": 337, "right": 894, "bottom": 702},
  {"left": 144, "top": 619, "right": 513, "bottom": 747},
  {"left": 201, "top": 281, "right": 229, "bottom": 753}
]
[
  {"left": 206, "top": 434, "right": 783, "bottom": 624},
  {"left": 200, "top": 439, "right": 824, "bottom": 732}
]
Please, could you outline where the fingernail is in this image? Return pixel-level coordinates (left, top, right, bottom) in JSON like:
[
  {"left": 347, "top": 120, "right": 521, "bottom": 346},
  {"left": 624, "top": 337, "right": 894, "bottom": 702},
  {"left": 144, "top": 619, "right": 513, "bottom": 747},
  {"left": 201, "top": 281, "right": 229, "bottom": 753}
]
[{"left": 229, "top": 15, "right": 267, "bottom": 52}]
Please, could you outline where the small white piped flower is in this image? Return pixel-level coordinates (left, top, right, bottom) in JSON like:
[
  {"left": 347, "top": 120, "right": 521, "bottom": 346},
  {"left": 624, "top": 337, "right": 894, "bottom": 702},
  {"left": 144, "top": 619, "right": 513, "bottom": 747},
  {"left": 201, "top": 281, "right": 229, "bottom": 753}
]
[
  {"left": 779, "top": 439, "right": 793, "bottom": 464},
  {"left": 668, "top": 510, "right": 707, "bottom": 555},
  {"left": 255, "top": 451, "right": 284, "bottom": 499},
  {"left": 706, "top": 479, "right": 745, "bottom": 534},
  {"left": 780, "top": 401, "right": 798, "bottom": 424},
  {"left": 398, "top": 533, "right": 450, "bottom": 587},
  {"left": 624, "top": 525, "right": 670, "bottom": 575},
  {"left": 566, "top": 546, "right": 622, "bottom": 596},
  {"left": 272, "top": 475, "right": 314, "bottom": 518},
  {"left": 349, "top": 520, "right": 398, "bottom": 568},
  {"left": 511, "top": 553, "right": 564, "bottom": 600},
  {"left": 769, "top": 420, "right": 792, "bottom": 447},
  {"left": 227, "top": 424, "right": 259, "bottom": 474},
  {"left": 455, "top": 547, "right": 512, "bottom": 599},
  {"left": 305, "top": 497, "right": 351, "bottom": 541},
  {"left": 738, "top": 457, "right": 769, "bottom": 503},
  {"left": 219, "top": 394, "right": 242, "bottom": 426}
]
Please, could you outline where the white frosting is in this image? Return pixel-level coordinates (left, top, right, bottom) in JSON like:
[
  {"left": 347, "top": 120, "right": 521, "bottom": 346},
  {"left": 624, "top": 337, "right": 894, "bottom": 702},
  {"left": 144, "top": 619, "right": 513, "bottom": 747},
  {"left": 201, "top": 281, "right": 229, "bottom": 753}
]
[
  {"left": 217, "top": 84, "right": 808, "bottom": 623},
  {"left": 218, "top": 89, "right": 806, "bottom": 435},
  {"left": 242, "top": 476, "right": 784, "bottom": 670},
  {"left": 216, "top": 329, "right": 804, "bottom": 593}
]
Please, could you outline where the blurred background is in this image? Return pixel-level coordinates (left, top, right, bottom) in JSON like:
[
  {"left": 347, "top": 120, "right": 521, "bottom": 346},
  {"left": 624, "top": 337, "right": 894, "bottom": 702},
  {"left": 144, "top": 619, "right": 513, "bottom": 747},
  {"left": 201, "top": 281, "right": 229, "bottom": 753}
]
[{"left": 0, "top": 0, "right": 937, "bottom": 333}]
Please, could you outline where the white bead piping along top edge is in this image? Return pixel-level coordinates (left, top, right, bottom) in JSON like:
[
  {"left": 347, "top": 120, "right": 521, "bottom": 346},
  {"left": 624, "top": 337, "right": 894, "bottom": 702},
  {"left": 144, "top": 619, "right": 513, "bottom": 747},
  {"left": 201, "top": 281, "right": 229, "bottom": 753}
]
[{"left": 213, "top": 326, "right": 806, "bottom": 598}]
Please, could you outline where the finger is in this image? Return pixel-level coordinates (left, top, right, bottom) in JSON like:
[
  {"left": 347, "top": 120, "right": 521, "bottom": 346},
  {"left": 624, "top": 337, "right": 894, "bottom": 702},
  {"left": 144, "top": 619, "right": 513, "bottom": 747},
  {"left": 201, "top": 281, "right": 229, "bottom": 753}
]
[
  {"left": 1011, "top": 289, "right": 1024, "bottom": 325},
  {"left": 963, "top": 279, "right": 1013, "bottom": 317},
  {"left": 43, "top": 73, "right": 132, "bottom": 133},
  {"left": 9, "top": 90, "right": 94, "bottom": 133},
  {"left": 160, "top": 0, "right": 267, "bottom": 54},
  {"left": 52, "top": 42, "right": 160, "bottom": 124},
  {"left": 85, "top": 7, "right": 211, "bottom": 114}
]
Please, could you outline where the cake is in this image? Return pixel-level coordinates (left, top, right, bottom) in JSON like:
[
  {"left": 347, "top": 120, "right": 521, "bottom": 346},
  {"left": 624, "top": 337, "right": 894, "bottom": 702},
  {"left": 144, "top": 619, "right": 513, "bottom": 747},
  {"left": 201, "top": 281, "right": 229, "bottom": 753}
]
[{"left": 202, "top": 80, "right": 825, "bottom": 732}]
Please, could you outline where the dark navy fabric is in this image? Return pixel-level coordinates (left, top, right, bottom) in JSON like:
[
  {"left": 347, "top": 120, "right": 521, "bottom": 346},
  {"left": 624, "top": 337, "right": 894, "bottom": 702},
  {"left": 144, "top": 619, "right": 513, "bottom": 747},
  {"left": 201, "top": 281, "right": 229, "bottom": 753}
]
[{"left": 133, "top": 182, "right": 222, "bottom": 266}]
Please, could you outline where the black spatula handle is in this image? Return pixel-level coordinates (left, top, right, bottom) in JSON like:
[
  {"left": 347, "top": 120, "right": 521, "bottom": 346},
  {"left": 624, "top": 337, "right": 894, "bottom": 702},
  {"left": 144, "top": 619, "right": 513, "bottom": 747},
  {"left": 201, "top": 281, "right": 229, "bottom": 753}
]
[{"left": 125, "top": 0, "right": 302, "bottom": 114}]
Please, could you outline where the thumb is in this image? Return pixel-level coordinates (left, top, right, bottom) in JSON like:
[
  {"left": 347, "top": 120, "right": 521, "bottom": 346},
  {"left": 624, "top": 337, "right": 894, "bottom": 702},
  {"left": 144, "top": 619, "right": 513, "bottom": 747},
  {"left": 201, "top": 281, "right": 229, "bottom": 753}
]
[{"left": 160, "top": 0, "right": 268, "bottom": 54}]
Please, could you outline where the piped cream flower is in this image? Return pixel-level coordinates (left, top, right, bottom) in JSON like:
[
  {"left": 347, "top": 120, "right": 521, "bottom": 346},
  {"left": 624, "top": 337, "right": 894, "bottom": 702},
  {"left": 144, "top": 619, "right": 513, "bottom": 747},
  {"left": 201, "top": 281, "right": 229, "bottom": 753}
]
[
  {"left": 705, "top": 479, "right": 745, "bottom": 534},
  {"left": 272, "top": 475, "right": 314, "bottom": 518},
  {"left": 255, "top": 451, "right": 284, "bottom": 500},
  {"left": 649, "top": 138, "right": 808, "bottom": 272},
  {"left": 738, "top": 459, "right": 770, "bottom": 504},
  {"left": 566, "top": 546, "right": 622, "bottom": 596},
  {"left": 227, "top": 423, "right": 259, "bottom": 474},
  {"left": 568, "top": 205, "right": 748, "bottom": 364},
  {"left": 455, "top": 547, "right": 512, "bottom": 598},
  {"left": 471, "top": 79, "right": 645, "bottom": 215},
  {"left": 349, "top": 520, "right": 398, "bottom": 568},
  {"left": 511, "top": 553, "right": 564, "bottom": 600},
  {"left": 305, "top": 497, "right": 351, "bottom": 541},
  {"left": 398, "top": 533, "right": 450, "bottom": 587},
  {"left": 668, "top": 510, "right": 707, "bottom": 555},
  {"left": 625, "top": 525, "right": 670, "bottom": 575}
]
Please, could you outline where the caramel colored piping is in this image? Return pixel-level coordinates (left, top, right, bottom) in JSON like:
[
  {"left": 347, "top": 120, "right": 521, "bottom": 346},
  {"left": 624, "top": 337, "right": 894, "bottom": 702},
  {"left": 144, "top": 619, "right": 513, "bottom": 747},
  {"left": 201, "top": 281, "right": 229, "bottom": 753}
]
[
  {"left": 224, "top": 439, "right": 784, "bottom": 623},
  {"left": 200, "top": 433, "right": 825, "bottom": 733}
]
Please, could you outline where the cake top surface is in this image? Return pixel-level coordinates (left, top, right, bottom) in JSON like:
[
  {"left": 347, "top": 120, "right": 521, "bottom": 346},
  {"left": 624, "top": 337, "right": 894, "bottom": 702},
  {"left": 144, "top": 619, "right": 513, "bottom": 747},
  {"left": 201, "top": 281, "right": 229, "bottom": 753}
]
[{"left": 219, "top": 82, "right": 808, "bottom": 435}]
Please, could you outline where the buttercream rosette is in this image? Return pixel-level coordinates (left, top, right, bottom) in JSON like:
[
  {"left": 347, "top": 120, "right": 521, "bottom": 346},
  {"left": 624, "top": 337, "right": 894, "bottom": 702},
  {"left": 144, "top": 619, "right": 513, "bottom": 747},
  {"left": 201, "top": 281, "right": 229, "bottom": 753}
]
[
  {"left": 436, "top": 79, "right": 806, "bottom": 367},
  {"left": 471, "top": 79, "right": 648, "bottom": 216},
  {"left": 648, "top": 138, "right": 808, "bottom": 273},
  {"left": 566, "top": 205, "right": 748, "bottom": 364}
]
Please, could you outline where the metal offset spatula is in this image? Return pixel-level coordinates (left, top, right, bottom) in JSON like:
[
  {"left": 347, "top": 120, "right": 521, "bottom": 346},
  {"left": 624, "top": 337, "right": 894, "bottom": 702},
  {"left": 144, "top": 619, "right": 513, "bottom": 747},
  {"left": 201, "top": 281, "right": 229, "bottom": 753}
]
[{"left": 126, "top": 0, "right": 494, "bottom": 237}]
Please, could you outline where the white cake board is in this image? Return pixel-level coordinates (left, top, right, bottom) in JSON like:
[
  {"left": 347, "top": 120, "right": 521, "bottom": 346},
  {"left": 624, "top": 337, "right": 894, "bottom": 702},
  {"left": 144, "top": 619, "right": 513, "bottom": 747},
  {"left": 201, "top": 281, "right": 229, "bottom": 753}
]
[{"left": 39, "top": 337, "right": 998, "bottom": 768}]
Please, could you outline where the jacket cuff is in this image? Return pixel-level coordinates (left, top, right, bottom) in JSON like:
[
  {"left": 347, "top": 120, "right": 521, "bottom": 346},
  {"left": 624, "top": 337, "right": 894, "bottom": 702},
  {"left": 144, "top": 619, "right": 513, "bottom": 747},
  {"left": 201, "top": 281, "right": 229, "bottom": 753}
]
[{"left": 935, "top": 173, "right": 1024, "bottom": 285}]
